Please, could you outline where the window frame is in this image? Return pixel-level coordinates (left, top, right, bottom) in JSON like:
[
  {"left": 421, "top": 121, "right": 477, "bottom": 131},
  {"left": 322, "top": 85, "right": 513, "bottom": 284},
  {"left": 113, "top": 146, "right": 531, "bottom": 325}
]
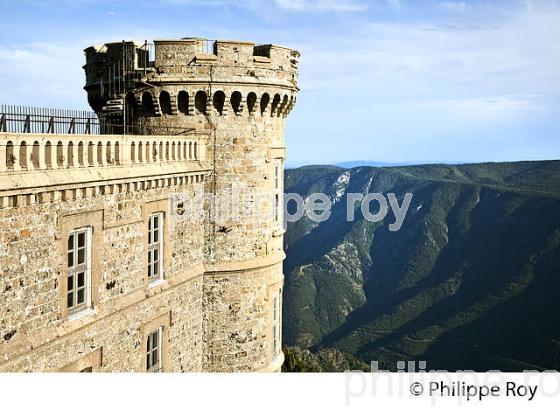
[
  {"left": 146, "top": 326, "right": 164, "bottom": 372},
  {"left": 147, "top": 212, "right": 164, "bottom": 283},
  {"left": 141, "top": 311, "right": 171, "bottom": 373},
  {"left": 66, "top": 227, "right": 93, "bottom": 314},
  {"left": 273, "top": 158, "right": 283, "bottom": 224}
]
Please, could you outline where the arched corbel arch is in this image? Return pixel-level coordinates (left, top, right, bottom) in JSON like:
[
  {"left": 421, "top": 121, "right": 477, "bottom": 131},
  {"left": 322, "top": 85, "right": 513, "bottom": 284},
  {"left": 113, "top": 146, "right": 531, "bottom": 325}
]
[
  {"left": 260, "top": 93, "right": 270, "bottom": 115},
  {"left": 213, "top": 90, "right": 226, "bottom": 115}
]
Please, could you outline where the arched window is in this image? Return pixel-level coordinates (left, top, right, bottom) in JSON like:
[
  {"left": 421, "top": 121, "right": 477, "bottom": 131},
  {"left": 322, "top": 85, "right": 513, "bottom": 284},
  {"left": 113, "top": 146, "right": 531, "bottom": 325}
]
[
  {"left": 138, "top": 141, "right": 143, "bottom": 162},
  {"left": 131, "top": 142, "right": 136, "bottom": 163},
  {"left": 159, "top": 91, "right": 172, "bottom": 115},
  {"left": 193, "top": 142, "right": 198, "bottom": 160},
  {"left": 247, "top": 92, "right": 257, "bottom": 114},
  {"left": 177, "top": 142, "right": 181, "bottom": 160},
  {"left": 213, "top": 91, "right": 225, "bottom": 115},
  {"left": 230, "top": 91, "right": 242, "bottom": 114},
  {"left": 153, "top": 141, "right": 158, "bottom": 161},
  {"left": 260, "top": 93, "right": 270, "bottom": 115},
  {"left": 165, "top": 141, "right": 170, "bottom": 161},
  {"left": 195, "top": 91, "right": 207, "bottom": 114},
  {"left": 171, "top": 142, "right": 175, "bottom": 160},
  {"left": 142, "top": 92, "right": 156, "bottom": 116},
  {"left": 145, "top": 142, "right": 150, "bottom": 162},
  {"left": 188, "top": 142, "right": 193, "bottom": 159}
]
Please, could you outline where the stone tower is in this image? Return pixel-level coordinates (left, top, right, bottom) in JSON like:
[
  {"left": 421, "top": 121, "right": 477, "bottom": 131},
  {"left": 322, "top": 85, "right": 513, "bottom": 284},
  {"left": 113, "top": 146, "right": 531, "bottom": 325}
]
[{"left": 84, "top": 38, "right": 299, "bottom": 371}]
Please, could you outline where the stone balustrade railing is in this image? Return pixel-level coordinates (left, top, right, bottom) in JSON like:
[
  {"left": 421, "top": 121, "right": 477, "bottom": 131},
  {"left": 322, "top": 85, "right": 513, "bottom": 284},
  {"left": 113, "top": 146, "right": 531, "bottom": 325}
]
[
  {"left": 0, "top": 133, "right": 206, "bottom": 173},
  {"left": 0, "top": 132, "right": 211, "bottom": 209}
]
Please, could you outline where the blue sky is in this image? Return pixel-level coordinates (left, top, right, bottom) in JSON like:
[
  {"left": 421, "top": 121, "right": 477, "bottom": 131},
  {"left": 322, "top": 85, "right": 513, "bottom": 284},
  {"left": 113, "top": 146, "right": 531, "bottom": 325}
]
[{"left": 1, "top": 0, "right": 559, "bottom": 165}]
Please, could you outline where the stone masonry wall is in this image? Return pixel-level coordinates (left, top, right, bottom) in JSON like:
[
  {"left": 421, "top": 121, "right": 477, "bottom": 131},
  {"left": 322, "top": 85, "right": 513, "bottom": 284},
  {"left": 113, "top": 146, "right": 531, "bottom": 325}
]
[
  {"left": 0, "top": 182, "right": 205, "bottom": 371},
  {"left": 202, "top": 263, "right": 283, "bottom": 372}
]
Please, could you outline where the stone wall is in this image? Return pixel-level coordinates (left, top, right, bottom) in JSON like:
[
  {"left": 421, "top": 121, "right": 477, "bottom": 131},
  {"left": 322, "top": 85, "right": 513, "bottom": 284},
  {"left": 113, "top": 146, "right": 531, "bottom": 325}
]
[
  {"left": 202, "top": 263, "right": 283, "bottom": 372},
  {"left": 0, "top": 180, "right": 205, "bottom": 371}
]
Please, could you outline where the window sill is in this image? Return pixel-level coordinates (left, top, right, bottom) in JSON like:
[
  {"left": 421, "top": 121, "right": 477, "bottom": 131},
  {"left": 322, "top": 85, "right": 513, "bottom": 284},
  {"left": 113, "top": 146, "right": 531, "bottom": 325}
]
[
  {"left": 67, "top": 307, "right": 95, "bottom": 322},
  {"left": 148, "top": 278, "right": 166, "bottom": 289}
]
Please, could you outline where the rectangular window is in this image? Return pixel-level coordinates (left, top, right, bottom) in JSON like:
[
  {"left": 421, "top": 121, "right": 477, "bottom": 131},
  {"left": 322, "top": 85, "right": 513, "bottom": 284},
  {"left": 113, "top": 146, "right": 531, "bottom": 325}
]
[
  {"left": 67, "top": 227, "right": 92, "bottom": 313},
  {"left": 148, "top": 212, "right": 164, "bottom": 281},
  {"left": 272, "top": 289, "right": 282, "bottom": 356},
  {"left": 273, "top": 159, "right": 283, "bottom": 224},
  {"left": 274, "top": 162, "right": 280, "bottom": 190},
  {"left": 146, "top": 327, "right": 163, "bottom": 372}
]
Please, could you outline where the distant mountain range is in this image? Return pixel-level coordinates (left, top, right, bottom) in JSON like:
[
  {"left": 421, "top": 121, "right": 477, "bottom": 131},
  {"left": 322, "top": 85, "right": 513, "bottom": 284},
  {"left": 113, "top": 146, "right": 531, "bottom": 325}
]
[
  {"left": 285, "top": 160, "right": 467, "bottom": 169},
  {"left": 282, "top": 160, "right": 560, "bottom": 372},
  {"left": 336, "top": 160, "right": 465, "bottom": 168}
]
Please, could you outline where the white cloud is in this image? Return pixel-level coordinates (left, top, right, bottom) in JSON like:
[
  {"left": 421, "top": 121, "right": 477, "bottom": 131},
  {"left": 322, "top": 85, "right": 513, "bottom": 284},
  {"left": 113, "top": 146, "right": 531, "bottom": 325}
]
[
  {"left": 274, "top": 0, "right": 368, "bottom": 12},
  {"left": 161, "top": 0, "right": 368, "bottom": 12},
  {"left": 438, "top": 1, "right": 468, "bottom": 12},
  {"left": 2, "top": 0, "right": 559, "bottom": 148},
  {"left": 293, "top": 3, "right": 560, "bottom": 123}
]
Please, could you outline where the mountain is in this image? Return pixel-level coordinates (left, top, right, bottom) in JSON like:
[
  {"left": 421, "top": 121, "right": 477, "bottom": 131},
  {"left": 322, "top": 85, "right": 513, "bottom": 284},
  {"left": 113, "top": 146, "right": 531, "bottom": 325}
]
[
  {"left": 286, "top": 160, "right": 463, "bottom": 169},
  {"left": 282, "top": 160, "right": 560, "bottom": 372},
  {"left": 335, "top": 160, "right": 462, "bottom": 168}
]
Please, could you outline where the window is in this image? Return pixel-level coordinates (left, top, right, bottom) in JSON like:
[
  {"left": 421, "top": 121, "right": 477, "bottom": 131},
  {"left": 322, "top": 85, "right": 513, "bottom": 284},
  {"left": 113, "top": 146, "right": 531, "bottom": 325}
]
[
  {"left": 146, "top": 327, "right": 163, "bottom": 372},
  {"left": 148, "top": 212, "right": 164, "bottom": 281},
  {"left": 272, "top": 289, "right": 282, "bottom": 356},
  {"left": 274, "top": 162, "right": 281, "bottom": 190},
  {"left": 67, "top": 228, "right": 92, "bottom": 313},
  {"left": 273, "top": 159, "right": 283, "bottom": 224},
  {"left": 274, "top": 194, "right": 280, "bottom": 223},
  {"left": 142, "top": 312, "right": 170, "bottom": 372}
]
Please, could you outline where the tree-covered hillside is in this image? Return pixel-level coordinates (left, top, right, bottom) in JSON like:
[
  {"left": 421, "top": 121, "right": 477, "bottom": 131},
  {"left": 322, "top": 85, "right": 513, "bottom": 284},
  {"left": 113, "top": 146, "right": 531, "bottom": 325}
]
[{"left": 282, "top": 161, "right": 560, "bottom": 372}]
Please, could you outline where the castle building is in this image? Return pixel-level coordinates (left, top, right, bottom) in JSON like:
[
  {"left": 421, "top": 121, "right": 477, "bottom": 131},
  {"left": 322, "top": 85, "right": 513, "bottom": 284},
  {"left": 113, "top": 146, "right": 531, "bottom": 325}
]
[{"left": 0, "top": 38, "right": 299, "bottom": 372}]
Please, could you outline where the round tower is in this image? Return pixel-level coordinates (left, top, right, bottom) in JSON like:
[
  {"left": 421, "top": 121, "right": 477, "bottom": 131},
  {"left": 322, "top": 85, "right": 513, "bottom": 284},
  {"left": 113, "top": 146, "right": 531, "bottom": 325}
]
[{"left": 83, "top": 38, "right": 299, "bottom": 372}]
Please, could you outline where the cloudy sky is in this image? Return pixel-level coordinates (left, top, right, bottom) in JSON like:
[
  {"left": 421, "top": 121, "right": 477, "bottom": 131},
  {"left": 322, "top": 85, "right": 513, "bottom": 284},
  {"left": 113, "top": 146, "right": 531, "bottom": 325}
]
[{"left": 1, "top": 0, "right": 559, "bottom": 165}]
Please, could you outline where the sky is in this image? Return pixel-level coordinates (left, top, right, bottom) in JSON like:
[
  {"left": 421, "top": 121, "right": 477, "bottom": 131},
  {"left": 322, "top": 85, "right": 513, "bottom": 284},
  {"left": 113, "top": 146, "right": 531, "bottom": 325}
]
[{"left": 1, "top": 0, "right": 559, "bottom": 165}]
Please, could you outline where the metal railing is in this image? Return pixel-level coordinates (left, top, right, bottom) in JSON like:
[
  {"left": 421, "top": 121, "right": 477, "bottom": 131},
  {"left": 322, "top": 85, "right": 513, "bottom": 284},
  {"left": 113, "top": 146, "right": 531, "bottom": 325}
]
[
  {"left": 0, "top": 105, "right": 195, "bottom": 136},
  {"left": 1, "top": 105, "right": 99, "bottom": 134}
]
